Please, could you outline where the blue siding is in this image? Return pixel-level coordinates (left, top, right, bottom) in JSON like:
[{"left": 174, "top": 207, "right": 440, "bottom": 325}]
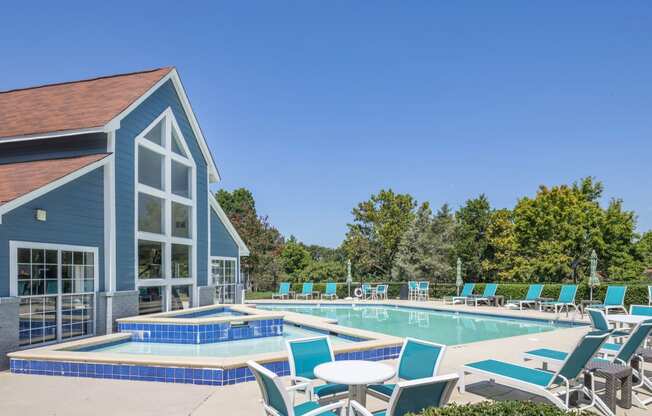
[
  {"left": 114, "top": 80, "right": 209, "bottom": 290},
  {"left": 0, "top": 169, "right": 105, "bottom": 296},
  {"left": 210, "top": 210, "right": 239, "bottom": 258}
]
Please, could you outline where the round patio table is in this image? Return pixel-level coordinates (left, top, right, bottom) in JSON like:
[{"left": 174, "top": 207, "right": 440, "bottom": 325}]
[{"left": 314, "top": 360, "right": 395, "bottom": 407}]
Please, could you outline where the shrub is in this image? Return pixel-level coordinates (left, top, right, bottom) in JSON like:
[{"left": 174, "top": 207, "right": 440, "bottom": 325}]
[{"left": 410, "top": 401, "right": 591, "bottom": 416}]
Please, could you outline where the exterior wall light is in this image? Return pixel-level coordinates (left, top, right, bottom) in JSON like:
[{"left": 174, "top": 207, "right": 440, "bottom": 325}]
[{"left": 35, "top": 209, "right": 47, "bottom": 222}]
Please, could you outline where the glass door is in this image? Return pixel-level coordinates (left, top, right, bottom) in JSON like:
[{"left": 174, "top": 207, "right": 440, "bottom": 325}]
[{"left": 211, "top": 258, "right": 237, "bottom": 304}]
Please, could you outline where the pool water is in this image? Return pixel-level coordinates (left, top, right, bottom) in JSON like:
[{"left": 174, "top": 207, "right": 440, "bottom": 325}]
[
  {"left": 170, "top": 308, "right": 242, "bottom": 319},
  {"left": 257, "top": 304, "right": 576, "bottom": 345},
  {"left": 77, "top": 325, "right": 352, "bottom": 357}
]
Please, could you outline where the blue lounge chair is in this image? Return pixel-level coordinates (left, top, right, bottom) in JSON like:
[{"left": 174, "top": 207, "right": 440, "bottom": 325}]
[
  {"left": 368, "top": 337, "right": 446, "bottom": 401},
  {"left": 248, "top": 360, "right": 346, "bottom": 416},
  {"left": 407, "top": 281, "right": 419, "bottom": 301},
  {"left": 539, "top": 284, "right": 578, "bottom": 314},
  {"left": 296, "top": 282, "right": 314, "bottom": 300},
  {"left": 460, "top": 330, "right": 611, "bottom": 414},
  {"left": 373, "top": 284, "right": 388, "bottom": 300},
  {"left": 321, "top": 282, "right": 338, "bottom": 300},
  {"left": 361, "top": 283, "right": 373, "bottom": 300},
  {"left": 631, "top": 304, "right": 652, "bottom": 316},
  {"left": 467, "top": 283, "right": 498, "bottom": 307},
  {"left": 349, "top": 374, "right": 459, "bottom": 416},
  {"left": 417, "top": 281, "right": 429, "bottom": 301},
  {"left": 648, "top": 285, "right": 652, "bottom": 306},
  {"left": 592, "top": 286, "right": 628, "bottom": 315},
  {"left": 508, "top": 284, "right": 544, "bottom": 310},
  {"left": 585, "top": 307, "right": 630, "bottom": 338},
  {"left": 272, "top": 282, "right": 291, "bottom": 299},
  {"left": 451, "top": 283, "right": 475, "bottom": 304},
  {"left": 286, "top": 336, "right": 349, "bottom": 402},
  {"left": 523, "top": 317, "right": 652, "bottom": 409}
]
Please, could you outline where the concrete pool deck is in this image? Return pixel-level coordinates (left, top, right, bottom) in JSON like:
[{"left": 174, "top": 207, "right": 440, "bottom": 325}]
[{"left": 1, "top": 299, "right": 648, "bottom": 416}]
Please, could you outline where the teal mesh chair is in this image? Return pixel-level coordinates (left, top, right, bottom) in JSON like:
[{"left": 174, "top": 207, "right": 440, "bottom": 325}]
[
  {"left": 361, "top": 284, "right": 373, "bottom": 300},
  {"left": 296, "top": 282, "right": 314, "bottom": 300},
  {"left": 273, "top": 282, "right": 291, "bottom": 299},
  {"left": 452, "top": 283, "right": 475, "bottom": 304},
  {"left": 286, "top": 337, "right": 349, "bottom": 402},
  {"left": 585, "top": 308, "right": 629, "bottom": 337},
  {"left": 350, "top": 374, "right": 459, "bottom": 416},
  {"left": 417, "top": 281, "right": 429, "bottom": 301},
  {"left": 248, "top": 360, "right": 346, "bottom": 416},
  {"left": 539, "top": 285, "right": 578, "bottom": 314},
  {"left": 321, "top": 282, "right": 338, "bottom": 300},
  {"left": 593, "top": 286, "right": 627, "bottom": 315},
  {"left": 468, "top": 283, "right": 498, "bottom": 307},
  {"left": 630, "top": 304, "right": 652, "bottom": 316},
  {"left": 407, "top": 281, "right": 418, "bottom": 301},
  {"left": 649, "top": 286, "right": 652, "bottom": 306},
  {"left": 373, "top": 284, "right": 388, "bottom": 300},
  {"left": 368, "top": 338, "right": 446, "bottom": 401},
  {"left": 461, "top": 330, "right": 611, "bottom": 415},
  {"left": 509, "top": 284, "right": 544, "bottom": 310}
]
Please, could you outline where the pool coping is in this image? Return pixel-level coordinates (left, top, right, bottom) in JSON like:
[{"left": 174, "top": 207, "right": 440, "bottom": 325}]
[{"left": 115, "top": 304, "right": 283, "bottom": 325}]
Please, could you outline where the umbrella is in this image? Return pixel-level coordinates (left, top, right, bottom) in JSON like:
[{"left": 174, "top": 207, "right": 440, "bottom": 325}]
[
  {"left": 346, "top": 259, "right": 352, "bottom": 298},
  {"left": 588, "top": 250, "right": 600, "bottom": 301},
  {"left": 456, "top": 258, "right": 463, "bottom": 296}
]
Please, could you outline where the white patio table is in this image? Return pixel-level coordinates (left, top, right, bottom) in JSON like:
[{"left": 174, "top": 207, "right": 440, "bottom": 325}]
[
  {"left": 314, "top": 360, "right": 395, "bottom": 407},
  {"left": 606, "top": 314, "right": 649, "bottom": 326}
]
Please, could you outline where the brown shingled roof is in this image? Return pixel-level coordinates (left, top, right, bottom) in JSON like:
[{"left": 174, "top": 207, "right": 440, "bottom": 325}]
[
  {"left": 0, "top": 154, "right": 111, "bottom": 206},
  {"left": 0, "top": 67, "right": 173, "bottom": 140}
]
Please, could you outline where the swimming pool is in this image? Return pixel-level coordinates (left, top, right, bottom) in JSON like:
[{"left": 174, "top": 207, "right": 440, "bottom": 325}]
[
  {"left": 256, "top": 304, "right": 579, "bottom": 345},
  {"left": 71, "top": 325, "right": 354, "bottom": 357}
]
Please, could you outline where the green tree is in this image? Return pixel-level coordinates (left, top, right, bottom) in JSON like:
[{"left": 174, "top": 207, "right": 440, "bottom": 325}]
[
  {"left": 343, "top": 189, "right": 416, "bottom": 279},
  {"left": 455, "top": 194, "right": 492, "bottom": 281},
  {"left": 482, "top": 209, "right": 520, "bottom": 281},
  {"left": 601, "top": 199, "right": 643, "bottom": 280},
  {"left": 636, "top": 231, "right": 652, "bottom": 269},
  {"left": 302, "top": 260, "right": 347, "bottom": 282},
  {"left": 280, "top": 237, "right": 312, "bottom": 278}
]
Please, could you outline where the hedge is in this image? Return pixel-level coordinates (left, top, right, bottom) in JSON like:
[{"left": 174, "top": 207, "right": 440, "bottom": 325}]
[
  {"left": 260, "top": 281, "right": 650, "bottom": 307},
  {"left": 410, "top": 401, "right": 591, "bottom": 416}
]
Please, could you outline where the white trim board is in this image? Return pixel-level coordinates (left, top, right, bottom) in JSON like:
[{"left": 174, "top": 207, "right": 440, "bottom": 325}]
[
  {"left": 208, "top": 192, "right": 250, "bottom": 256},
  {"left": 0, "top": 154, "right": 113, "bottom": 224},
  {"left": 0, "top": 126, "right": 108, "bottom": 144}
]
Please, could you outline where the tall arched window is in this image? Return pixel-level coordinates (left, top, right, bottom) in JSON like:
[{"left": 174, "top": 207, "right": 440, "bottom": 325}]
[{"left": 135, "top": 108, "right": 196, "bottom": 314}]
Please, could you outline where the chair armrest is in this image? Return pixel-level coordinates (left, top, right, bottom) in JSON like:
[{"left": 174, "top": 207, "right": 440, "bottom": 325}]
[
  {"left": 302, "top": 400, "right": 347, "bottom": 416},
  {"left": 348, "top": 400, "right": 374, "bottom": 416},
  {"left": 286, "top": 381, "right": 311, "bottom": 392}
]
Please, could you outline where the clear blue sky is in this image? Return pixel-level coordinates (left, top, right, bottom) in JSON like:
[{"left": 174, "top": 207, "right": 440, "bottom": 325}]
[{"left": 2, "top": 2, "right": 651, "bottom": 247}]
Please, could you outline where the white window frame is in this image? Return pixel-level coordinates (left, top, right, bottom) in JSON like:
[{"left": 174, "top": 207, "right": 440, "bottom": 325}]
[
  {"left": 9, "top": 241, "right": 99, "bottom": 346},
  {"left": 211, "top": 256, "right": 239, "bottom": 304},
  {"left": 134, "top": 108, "right": 198, "bottom": 312}
]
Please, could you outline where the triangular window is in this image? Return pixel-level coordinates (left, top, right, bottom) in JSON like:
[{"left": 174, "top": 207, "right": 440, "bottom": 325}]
[
  {"left": 171, "top": 127, "right": 187, "bottom": 157},
  {"left": 144, "top": 120, "right": 164, "bottom": 146}
]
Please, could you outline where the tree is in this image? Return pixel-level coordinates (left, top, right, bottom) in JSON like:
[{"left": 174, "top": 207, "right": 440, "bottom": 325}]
[
  {"left": 280, "top": 237, "right": 312, "bottom": 278},
  {"left": 636, "top": 231, "right": 652, "bottom": 270},
  {"left": 343, "top": 189, "right": 416, "bottom": 279},
  {"left": 482, "top": 209, "right": 519, "bottom": 281},
  {"left": 392, "top": 203, "right": 457, "bottom": 282},
  {"left": 455, "top": 195, "right": 492, "bottom": 281},
  {"left": 601, "top": 198, "right": 643, "bottom": 280}
]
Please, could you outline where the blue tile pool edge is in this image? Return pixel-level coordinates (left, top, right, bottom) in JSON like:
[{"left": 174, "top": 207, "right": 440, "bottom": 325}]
[{"left": 10, "top": 344, "right": 401, "bottom": 386}]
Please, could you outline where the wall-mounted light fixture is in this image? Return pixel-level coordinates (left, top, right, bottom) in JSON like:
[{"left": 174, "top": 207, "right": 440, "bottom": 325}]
[{"left": 35, "top": 209, "right": 47, "bottom": 222}]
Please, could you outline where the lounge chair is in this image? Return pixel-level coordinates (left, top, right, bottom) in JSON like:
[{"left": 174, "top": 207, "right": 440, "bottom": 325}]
[
  {"left": 247, "top": 360, "right": 346, "bottom": 416},
  {"left": 631, "top": 304, "right": 652, "bottom": 316},
  {"left": 506, "top": 284, "right": 544, "bottom": 310},
  {"left": 286, "top": 336, "right": 349, "bottom": 402},
  {"left": 451, "top": 283, "right": 475, "bottom": 304},
  {"left": 592, "top": 286, "right": 627, "bottom": 315},
  {"left": 368, "top": 337, "right": 446, "bottom": 401},
  {"left": 272, "top": 282, "right": 291, "bottom": 299},
  {"left": 585, "top": 307, "right": 630, "bottom": 338},
  {"left": 417, "top": 281, "right": 429, "bottom": 301},
  {"left": 460, "top": 330, "right": 611, "bottom": 415},
  {"left": 373, "top": 284, "right": 388, "bottom": 300},
  {"left": 322, "top": 282, "right": 338, "bottom": 300},
  {"left": 467, "top": 283, "right": 498, "bottom": 307},
  {"left": 361, "top": 284, "right": 373, "bottom": 300},
  {"left": 523, "top": 316, "right": 652, "bottom": 409},
  {"left": 296, "top": 282, "right": 314, "bottom": 300},
  {"left": 648, "top": 286, "right": 652, "bottom": 306},
  {"left": 349, "top": 374, "right": 459, "bottom": 416},
  {"left": 407, "top": 281, "right": 419, "bottom": 301},
  {"left": 539, "top": 284, "right": 578, "bottom": 314}
]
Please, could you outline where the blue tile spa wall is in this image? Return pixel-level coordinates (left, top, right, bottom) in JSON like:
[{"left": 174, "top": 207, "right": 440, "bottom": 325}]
[
  {"left": 117, "top": 318, "right": 283, "bottom": 344},
  {"left": 10, "top": 344, "right": 400, "bottom": 386}
]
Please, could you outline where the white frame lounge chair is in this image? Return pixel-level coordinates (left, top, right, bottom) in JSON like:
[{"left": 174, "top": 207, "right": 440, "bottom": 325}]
[
  {"left": 467, "top": 283, "right": 498, "bottom": 307},
  {"left": 321, "top": 282, "right": 338, "bottom": 300},
  {"left": 451, "top": 283, "right": 475, "bottom": 304},
  {"left": 592, "top": 286, "right": 628, "bottom": 315},
  {"left": 507, "top": 284, "right": 544, "bottom": 310},
  {"left": 539, "top": 284, "right": 578, "bottom": 314},
  {"left": 460, "top": 330, "right": 611, "bottom": 415},
  {"left": 349, "top": 374, "right": 459, "bottom": 416},
  {"left": 296, "top": 282, "right": 314, "bottom": 300},
  {"left": 272, "top": 282, "right": 292, "bottom": 300},
  {"left": 372, "top": 284, "right": 388, "bottom": 300}
]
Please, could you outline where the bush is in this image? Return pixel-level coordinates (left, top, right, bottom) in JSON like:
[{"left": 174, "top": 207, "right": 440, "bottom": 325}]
[{"left": 411, "top": 401, "right": 591, "bottom": 416}]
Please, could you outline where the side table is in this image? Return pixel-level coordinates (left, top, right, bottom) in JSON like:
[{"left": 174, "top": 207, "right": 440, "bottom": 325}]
[
  {"left": 579, "top": 299, "right": 601, "bottom": 318},
  {"left": 584, "top": 361, "right": 632, "bottom": 414}
]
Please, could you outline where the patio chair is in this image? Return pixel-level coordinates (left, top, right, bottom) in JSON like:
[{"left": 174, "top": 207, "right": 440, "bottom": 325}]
[
  {"left": 350, "top": 374, "right": 459, "bottom": 416},
  {"left": 361, "top": 283, "right": 373, "bottom": 300},
  {"left": 286, "top": 336, "right": 349, "bottom": 402},
  {"left": 592, "top": 286, "right": 628, "bottom": 315},
  {"left": 523, "top": 317, "right": 652, "bottom": 409},
  {"left": 373, "top": 284, "right": 388, "bottom": 300},
  {"left": 585, "top": 307, "right": 630, "bottom": 338},
  {"left": 648, "top": 286, "right": 652, "bottom": 306},
  {"left": 321, "top": 282, "right": 338, "bottom": 300},
  {"left": 272, "top": 282, "right": 291, "bottom": 300},
  {"left": 631, "top": 304, "right": 652, "bottom": 316},
  {"left": 296, "top": 282, "right": 314, "bottom": 300},
  {"left": 460, "top": 330, "right": 611, "bottom": 415},
  {"left": 507, "top": 284, "right": 544, "bottom": 310},
  {"left": 467, "top": 283, "right": 498, "bottom": 307},
  {"left": 407, "top": 281, "right": 418, "bottom": 301},
  {"left": 247, "top": 360, "right": 346, "bottom": 416},
  {"left": 451, "top": 283, "right": 475, "bottom": 304},
  {"left": 368, "top": 337, "right": 446, "bottom": 401},
  {"left": 417, "top": 281, "right": 429, "bottom": 301},
  {"left": 539, "top": 284, "right": 578, "bottom": 314}
]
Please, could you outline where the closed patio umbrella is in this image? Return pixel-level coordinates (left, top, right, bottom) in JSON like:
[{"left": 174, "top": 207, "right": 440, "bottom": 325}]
[
  {"left": 588, "top": 250, "right": 600, "bottom": 301},
  {"left": 456, "top": 258, "right": 463, "bottom": 296}
]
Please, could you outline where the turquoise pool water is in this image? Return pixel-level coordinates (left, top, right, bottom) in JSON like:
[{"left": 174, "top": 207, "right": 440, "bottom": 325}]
[
  {"left": 257, "top": 304, "right": 576, "bottom": 345},
  {"left": 76, "top": 325, "right": 352, "bottom": 357}
]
